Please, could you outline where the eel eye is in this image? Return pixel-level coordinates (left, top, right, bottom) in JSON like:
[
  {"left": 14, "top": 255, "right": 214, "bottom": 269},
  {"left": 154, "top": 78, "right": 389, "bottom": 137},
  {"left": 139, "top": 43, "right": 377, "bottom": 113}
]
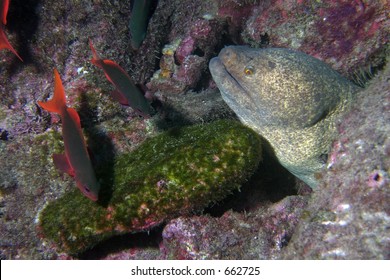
[{"left": 244, "top": 66, "right": 254, "bottom": 75}]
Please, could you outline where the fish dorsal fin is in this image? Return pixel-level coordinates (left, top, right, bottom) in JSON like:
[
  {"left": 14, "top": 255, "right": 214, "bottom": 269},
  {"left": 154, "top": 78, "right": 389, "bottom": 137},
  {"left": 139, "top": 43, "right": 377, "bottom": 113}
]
[
  {"left": 66, "top": 107, "right": 81, "bottom": 127},
  {"left": 1, "top": 0, "right": 9, "bottom": 25},
  {"left": 89, "top": 39, "right": 104, "bottom": 68},
  {"left": 89, "top": 39, "right": 100, "bottom": 59}
]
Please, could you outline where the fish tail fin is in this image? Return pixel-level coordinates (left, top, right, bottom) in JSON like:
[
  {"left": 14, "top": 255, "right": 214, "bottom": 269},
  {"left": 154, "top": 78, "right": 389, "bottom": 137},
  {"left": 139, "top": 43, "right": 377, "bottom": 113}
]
[
  {"left": 38, "top": 69, "right": 66, "bottom": 114},
  {"left": 0, "top": 27, "right": 23, "bottom": 61}
]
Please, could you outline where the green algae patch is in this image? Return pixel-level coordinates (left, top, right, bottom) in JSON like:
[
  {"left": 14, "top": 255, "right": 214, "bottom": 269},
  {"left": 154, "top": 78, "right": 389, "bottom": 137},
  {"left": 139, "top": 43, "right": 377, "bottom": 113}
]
[{"left": 38, "top": 120, "right": 262, "bottom": 254}]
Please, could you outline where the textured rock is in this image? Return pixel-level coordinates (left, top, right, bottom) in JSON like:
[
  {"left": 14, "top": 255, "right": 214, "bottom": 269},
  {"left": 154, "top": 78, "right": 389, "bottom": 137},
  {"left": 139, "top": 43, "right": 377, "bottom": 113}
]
[
  {"left": 146, "top": 1, "right": 223, "bottom": 95},
  {"left": 241, "top": 0, "right": 389, "bottom": 77},
  {"left": 281, "top": 60, "right": 390, "bottom": 259},
  {"left": 161, "top": 196, "right": 308, "bottom": 259}
]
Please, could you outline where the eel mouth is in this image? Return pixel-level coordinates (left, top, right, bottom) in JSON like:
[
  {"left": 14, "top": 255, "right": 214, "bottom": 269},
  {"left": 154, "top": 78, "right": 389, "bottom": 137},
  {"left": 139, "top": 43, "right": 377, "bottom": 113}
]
[
  {"left": 209, "top": 57, "right": 247, "bottom": 96},
  {"left": 209, "top": 56, "right": 256, "bottom": 109}
]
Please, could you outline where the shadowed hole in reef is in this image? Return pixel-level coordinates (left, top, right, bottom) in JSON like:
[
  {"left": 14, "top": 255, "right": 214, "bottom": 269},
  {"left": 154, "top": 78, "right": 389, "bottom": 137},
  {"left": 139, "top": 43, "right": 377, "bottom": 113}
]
[
  {"left": 192, "top": 33, "right": 237, "bottom": 93},
  {"left": 351, "top": 57, "right": 386, "bottom": 88},
  {"left": 8, "top": 0, "right": 41, "bottom": 68},
  {"left": 193, "top": 70, "right": 212, "bottom": 92},
  {"left": 78, "top": 225, "right": 164, "bottom": 259},
  {"left": 0, "top": 129, "right": 9, "bottom": 141},
  {"left": 205, "top": 151, "right": 298, "bottom": 217},
  {"left": 193, "top": 47, "right": 205, "bottom": 57}
]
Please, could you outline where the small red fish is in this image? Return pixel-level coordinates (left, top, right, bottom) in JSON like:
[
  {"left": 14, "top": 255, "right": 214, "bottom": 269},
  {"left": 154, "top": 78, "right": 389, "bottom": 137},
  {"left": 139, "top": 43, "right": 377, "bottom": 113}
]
[
  {"left": 38, "top": 69, "right": 100, "bottom": 201},
  {"left": 0, "top": 0, "right": 22, "bottom": 61},
  {"left": 89, "top": 39, "right": 151, "bottom": 117}
]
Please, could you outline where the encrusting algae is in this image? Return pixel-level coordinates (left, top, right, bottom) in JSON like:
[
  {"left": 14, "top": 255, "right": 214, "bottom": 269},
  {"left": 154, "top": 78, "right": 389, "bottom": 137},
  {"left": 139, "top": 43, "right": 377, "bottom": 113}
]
[{"left": 38, "top": 120, "right": 262, "bottom": 254}]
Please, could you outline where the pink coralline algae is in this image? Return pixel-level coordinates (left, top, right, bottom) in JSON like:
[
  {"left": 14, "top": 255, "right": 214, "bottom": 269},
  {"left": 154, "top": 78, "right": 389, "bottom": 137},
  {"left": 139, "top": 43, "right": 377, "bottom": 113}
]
[
  {"left": 175, "top": 36, "right": 195, "bottom": 65},
  {"left": 217, "top": 0, "right": 258, "bottom": 43},
  {"left": 161, "top": 196, "right": 308, "bottom": 260},
  {"left": 306, "top": 1, "right": 387, "bottom": 72},
  {"left": 242, "top": 0, "right": 389, "bottom": 75},
  {"left": 147, "top": 16, "right": 224, "bottom": 94},
  {"left": 174, "top": 55, "right": 205, "bottom": 86},
  {"left": 173, "top": 17, "right": 215, "bottom": 65}
]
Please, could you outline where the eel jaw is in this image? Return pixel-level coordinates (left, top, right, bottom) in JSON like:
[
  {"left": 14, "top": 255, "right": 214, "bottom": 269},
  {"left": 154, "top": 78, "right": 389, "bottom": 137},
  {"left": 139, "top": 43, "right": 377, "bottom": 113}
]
[{"left": 209, "top": 57, "right": 258, "bottom": 113}]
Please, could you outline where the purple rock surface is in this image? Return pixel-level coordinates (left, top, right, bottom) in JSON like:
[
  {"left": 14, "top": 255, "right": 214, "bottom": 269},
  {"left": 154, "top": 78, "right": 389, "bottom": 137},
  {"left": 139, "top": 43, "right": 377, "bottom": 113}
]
[
  {"left": 0, "top": 0, "right": 389, "bottom": 259},
  {"left": 161, "top": 196, "right": 308, "bottom": 259},
  {"left": 281, "top": 61, "right": 390, "bottom": 260}
]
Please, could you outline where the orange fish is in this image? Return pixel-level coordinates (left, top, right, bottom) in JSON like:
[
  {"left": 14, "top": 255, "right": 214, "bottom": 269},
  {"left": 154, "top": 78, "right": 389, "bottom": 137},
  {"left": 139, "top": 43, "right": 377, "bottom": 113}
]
[
  {"left": 38, "top": 69, "right": 100, "bottom": 201},
  {"left": 0, "top": 0, "right": 22, "bottom": 61},
  {"left": 89, "top": 39, "right": 151, "bottom": 117}
]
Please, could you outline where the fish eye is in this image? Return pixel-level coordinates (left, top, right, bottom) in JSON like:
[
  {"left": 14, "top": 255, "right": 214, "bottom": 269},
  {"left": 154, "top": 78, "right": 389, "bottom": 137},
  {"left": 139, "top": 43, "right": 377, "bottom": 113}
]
[
  {"left": 84, "top": 186, "right": 91, "bottom": 193},
  {"left": 244, "top": 66, "right": 254, "bottom": 75}
]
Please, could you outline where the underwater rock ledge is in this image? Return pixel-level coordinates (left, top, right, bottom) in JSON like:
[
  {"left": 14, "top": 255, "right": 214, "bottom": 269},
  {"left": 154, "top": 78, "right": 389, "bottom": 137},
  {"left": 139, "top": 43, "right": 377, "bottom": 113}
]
[{"left": 38, "top": 120, "right": 262, "bottom": 254}]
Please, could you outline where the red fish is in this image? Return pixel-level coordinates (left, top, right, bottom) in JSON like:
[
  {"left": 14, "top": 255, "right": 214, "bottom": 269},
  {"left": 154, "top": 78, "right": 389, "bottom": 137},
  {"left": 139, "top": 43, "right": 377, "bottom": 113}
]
[
  {"left": 89, "top": 39, "right": 151, "bottom": 117},
  {"left": 38, "top": 69, "right": 100, "bottom": 201},
  {"left": 0, "top": 0, "right": 22, "bottom": 61}
]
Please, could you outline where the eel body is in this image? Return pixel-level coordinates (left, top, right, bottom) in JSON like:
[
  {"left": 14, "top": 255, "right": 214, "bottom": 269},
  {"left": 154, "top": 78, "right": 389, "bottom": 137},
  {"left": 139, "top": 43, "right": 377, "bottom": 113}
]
[{"left": 209, "top": 46, "right": 360, "bottom": 188}]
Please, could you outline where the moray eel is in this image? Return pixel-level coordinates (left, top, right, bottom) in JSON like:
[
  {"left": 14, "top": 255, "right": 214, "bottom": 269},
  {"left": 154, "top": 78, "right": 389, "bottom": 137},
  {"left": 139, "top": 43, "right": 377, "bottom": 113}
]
[{"left": 209, "top": 46, "right": 360, "bottom": 188}]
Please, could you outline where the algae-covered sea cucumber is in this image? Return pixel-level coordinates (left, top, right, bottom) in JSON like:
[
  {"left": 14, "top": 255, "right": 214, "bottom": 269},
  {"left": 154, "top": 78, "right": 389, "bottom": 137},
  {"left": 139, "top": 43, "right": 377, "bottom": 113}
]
[
  {"left": 209, "top": 46, "right": 361, "bottom": 188},
  {"left": 38, "top": 120, "right": 262, "bottom": 254}
]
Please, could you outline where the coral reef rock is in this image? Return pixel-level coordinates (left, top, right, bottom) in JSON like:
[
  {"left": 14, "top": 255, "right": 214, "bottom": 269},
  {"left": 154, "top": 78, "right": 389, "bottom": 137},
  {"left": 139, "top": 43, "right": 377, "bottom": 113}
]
[
  {"left": 281, "top": 59, "right": 390, "bottom": 259},
  {"left": 161, "top": 196, "right": 308, "bottom": 259}
]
